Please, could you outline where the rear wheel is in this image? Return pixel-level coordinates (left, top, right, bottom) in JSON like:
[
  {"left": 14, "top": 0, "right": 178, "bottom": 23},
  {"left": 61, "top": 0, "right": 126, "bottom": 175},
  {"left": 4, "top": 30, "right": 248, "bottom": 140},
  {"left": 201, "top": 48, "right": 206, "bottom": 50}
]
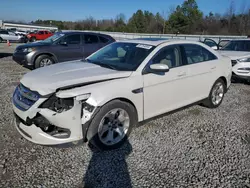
[
  {"left": 0, "top": 37, "right": 3, "bottom": 43},
  {"left": 87, "top": 100, "right": 137, "bottom": 151},
  {"left": 202, "top": 78, "right": 226, "bottom": 108},
  {"left": 34, "top": 55, "right": 55, "bottom": 69}
]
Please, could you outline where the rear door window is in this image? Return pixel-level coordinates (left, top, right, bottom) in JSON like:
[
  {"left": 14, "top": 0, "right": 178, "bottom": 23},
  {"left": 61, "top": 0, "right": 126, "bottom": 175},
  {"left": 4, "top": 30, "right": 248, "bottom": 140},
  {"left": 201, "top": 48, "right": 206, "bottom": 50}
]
[
  {"left": 38, "top": 31, "right": 44, "bottom": 35},
  {"left": 99, "top": 36, "right": 109, "bottom": 43},
  {"left": 84, "top": 34, "right": 99, "bottom": 44},
  {"left": 182, "top": 44, "right": 217, "bottom": 65},
  {"left": 64, "top": 34, "right": 81, "bottom": 44},
  {"left": 0, "top": 30, "right": 9, "bottom": 34},
  {"left": 244, "top": 41, "right": 250, "bottom": 51}
]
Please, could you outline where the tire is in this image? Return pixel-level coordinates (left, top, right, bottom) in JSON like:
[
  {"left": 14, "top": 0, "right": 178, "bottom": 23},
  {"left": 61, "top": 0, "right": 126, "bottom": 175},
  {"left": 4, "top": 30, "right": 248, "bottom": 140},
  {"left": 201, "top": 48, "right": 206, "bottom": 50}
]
[
  {"left": 86, "top": 100, "right": 137, "bottom": 151},
  {"left": 0, "top": 37, "right": 3, "bottom": 43},
  {"left": 34, "top": 55, "right": 55, "bottom": 69},
  {"left": 202, "top": 78, "right": 226, "bottom": 108}
]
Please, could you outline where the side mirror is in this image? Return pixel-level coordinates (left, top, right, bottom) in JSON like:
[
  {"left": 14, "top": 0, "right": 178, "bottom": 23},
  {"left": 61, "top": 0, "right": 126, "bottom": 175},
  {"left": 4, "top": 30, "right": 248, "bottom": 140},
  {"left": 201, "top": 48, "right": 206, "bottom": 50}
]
[{"left": 149, "top": 64, "right": 169, "bottom": 73}]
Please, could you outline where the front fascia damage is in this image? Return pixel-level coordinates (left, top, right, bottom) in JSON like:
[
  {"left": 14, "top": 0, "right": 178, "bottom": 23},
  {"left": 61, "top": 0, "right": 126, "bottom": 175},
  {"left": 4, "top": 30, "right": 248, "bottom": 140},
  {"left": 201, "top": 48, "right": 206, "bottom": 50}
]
[
  {"left": 13, "top": 88, "right": 99, "bottom": 145},
  {"left": 14, "top": 75, "right": 141, "bottom": 145},
  {"left": 52, "top": 89, "right": 99, "bottom": 142}
]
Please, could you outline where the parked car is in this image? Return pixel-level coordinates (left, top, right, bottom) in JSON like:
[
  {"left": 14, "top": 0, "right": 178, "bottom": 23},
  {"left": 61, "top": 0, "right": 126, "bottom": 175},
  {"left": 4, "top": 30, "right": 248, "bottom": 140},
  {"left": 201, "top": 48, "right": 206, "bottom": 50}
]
[
  {"left": 201, "top": 38, "right": 230, "bottom": 50},
  {"left": 218, "top": 39, "right": 250, "bottom": 81},
  {"left": 12, "top": 39, "right": 232, "bottom": 151},
  {"left": 26, "top": 30, "right": 53, "bottom": 42},
  {"left": 13, "top": 31, "right": 116, "bottom": 69},
  {"left": 15, "top": 30, "right": 28, "bottom": 36},
  {"left": 0, "top": 29, "right": 26, "bottom": 43}
]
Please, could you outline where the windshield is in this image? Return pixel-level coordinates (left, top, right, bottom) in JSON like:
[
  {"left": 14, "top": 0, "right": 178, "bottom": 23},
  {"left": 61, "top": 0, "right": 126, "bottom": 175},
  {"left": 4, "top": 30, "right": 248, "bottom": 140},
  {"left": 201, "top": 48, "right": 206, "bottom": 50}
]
[
  {"left": 86, "top": 42, "right": 155, "bottom": 71},
  {"left": 221, "top": 40, "right": 250, "bottom": 51},
  {"left": 42, "top": 33, "right": 65, "bottom": 43}
]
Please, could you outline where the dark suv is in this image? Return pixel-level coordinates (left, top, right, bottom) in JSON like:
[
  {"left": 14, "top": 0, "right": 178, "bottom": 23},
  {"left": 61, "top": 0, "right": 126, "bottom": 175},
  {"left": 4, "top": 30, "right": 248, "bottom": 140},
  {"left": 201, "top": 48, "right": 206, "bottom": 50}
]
[{"left": 13, "top": 31, "right": 115, "bottom": 69}]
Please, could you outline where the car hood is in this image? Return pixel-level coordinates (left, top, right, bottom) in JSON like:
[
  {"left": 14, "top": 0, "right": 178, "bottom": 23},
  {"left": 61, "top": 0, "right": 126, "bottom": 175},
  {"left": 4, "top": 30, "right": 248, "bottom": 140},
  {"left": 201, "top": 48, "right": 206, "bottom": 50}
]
[
  {"left": 16, "top": 42, "right": 50, "bottom": 50},
  {"left": 218, "top": 50, "right": 250, "bottom": 60},
  {"left": 20, "top": 60, "right": 132, "bottom": 96}
]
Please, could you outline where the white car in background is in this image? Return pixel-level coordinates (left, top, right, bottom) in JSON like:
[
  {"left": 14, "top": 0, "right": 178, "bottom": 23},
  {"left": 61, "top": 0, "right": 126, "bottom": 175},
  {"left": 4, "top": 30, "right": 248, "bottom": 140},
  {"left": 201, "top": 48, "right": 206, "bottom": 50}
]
[
  {"left": 218, "top": 39, "right": 250, "bottom": 81},
  {"left": 0, "top": 29, "right": 24, "bottom": 43},
  {"left": 15, "top": 30, "right": 28, "bottom": 36},
  {"left": 202, "top": 38, "right": 231, "bottom": 50},
  {"left": 12, "top": 39, "right": 232, "bottom": 151}
]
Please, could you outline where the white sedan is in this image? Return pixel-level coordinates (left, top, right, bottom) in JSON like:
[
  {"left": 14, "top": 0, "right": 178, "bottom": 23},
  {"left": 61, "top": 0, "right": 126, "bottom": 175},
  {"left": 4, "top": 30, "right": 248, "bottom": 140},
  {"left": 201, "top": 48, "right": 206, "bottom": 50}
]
[{"left": 12, "top": 39, "right": 232, "bottom": 151}]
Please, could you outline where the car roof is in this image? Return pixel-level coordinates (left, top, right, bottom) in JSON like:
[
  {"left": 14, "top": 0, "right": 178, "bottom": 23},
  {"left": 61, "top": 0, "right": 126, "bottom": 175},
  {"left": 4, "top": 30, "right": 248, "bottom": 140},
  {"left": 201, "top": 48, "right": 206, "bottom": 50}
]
[
  {"left": 230, "top": 39, "right": 250, "bottom": 41},
  {"left": 121, "top": 38, "right": 202, "bottom": 46},
  {"left": 58, "top": 30, "right": 112, "bottom": 36}
]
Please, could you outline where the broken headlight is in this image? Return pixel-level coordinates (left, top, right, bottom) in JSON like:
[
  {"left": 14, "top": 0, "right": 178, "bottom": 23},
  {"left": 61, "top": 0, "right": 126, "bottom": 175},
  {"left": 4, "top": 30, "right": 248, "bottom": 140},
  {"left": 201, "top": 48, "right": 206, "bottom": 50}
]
[{"left": 40, "top": 95, "right": 74, "bottom": 113}]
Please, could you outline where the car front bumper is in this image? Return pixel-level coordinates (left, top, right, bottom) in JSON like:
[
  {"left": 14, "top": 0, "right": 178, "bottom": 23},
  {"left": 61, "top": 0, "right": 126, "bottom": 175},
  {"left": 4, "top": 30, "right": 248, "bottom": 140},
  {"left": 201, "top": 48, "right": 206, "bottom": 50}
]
[
  {"left": 232, "top": 62, "right": 250, "bottom": 80},
  {"left": 12, "top": 51, "right": 36, "bottom": 69},
  {"left": 12, "top": 96, "right": 85, "bottom": 145}
]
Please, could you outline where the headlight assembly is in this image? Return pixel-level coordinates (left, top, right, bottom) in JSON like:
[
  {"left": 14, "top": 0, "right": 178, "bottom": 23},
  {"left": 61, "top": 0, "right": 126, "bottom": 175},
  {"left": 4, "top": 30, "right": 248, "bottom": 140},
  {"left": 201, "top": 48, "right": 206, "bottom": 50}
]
[
  {"left": 237, "top": 57, "right": 250, "bottom": 63},
  {"left": 22, "top": 48, "right": 35, "bottom": 53},
  {"left": 40, "top": 95, "right": 74, "bottom": 113}
]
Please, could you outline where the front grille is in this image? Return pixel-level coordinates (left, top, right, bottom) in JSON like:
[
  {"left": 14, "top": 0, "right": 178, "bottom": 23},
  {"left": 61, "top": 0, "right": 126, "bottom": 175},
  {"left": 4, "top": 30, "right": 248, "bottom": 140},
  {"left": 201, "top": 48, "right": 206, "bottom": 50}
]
[
  {"left": 13, "top": 84, "right": 40, "bottom": 111},
  {"left": 231, "top": 60, "right": 237, "bottom": 67}
]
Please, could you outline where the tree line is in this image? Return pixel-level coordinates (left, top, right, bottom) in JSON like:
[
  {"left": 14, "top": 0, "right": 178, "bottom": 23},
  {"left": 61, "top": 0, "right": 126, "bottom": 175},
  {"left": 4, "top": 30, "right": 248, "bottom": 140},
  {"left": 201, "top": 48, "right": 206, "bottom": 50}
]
[{"left": 17, "top": 0, "right": 250, "bottom": 35}]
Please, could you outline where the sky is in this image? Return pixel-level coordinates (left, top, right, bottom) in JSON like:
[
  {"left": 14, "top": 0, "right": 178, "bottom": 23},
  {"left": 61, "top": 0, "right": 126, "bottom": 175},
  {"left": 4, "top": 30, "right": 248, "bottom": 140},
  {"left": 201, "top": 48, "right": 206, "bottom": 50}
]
[{"left": 0, "top": 0, "right": 249, "bottom": 22}]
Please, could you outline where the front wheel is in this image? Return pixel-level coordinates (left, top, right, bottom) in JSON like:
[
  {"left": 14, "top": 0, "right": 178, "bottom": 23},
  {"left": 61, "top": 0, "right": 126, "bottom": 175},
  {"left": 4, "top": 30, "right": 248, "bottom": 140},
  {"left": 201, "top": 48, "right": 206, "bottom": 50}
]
[
  {"left": 202, "top": 78, "right": 226, "bottom": 108},
  {"left": 34, "top": 55, "right": 55, "bottom": 69},
  {"left": 87, "top": 100, "right": 137, "bottom": 151}
]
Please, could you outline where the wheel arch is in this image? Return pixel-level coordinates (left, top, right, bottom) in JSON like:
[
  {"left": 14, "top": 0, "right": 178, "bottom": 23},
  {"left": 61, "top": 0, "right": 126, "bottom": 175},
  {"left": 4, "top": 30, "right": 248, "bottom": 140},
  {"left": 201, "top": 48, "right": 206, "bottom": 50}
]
[
  {"left": 33, "top": 53, "right": 58, "bottom": 67},
  {"left": 218, "top": 76, "right": 227, "bottom": 88},
  {"left": 101, "top": 97, "right": 138, "bottom": 121}
]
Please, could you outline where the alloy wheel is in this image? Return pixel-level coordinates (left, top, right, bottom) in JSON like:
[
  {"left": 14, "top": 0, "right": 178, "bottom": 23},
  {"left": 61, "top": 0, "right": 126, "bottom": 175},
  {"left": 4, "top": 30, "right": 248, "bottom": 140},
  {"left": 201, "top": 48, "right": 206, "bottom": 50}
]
[
  {"left": 211, "top": 82, "right": 224, "bottom": 105},
  {"left": 98, "top": 108, "right": 130, "bottom": 146}
]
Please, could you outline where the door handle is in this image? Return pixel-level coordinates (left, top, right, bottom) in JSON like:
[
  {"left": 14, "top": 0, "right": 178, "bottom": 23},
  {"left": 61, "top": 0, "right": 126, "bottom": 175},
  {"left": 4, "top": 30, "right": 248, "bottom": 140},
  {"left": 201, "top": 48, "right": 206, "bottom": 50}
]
[{"left": 177, "top": 72, "right": 187, "bottom": 77}]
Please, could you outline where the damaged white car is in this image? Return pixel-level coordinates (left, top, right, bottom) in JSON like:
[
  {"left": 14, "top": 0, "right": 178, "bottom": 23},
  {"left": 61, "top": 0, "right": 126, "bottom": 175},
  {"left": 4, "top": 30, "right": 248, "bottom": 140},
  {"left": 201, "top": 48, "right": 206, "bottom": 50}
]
[{"left": 12, "top": 39, "right": 232, "bottom": 150}]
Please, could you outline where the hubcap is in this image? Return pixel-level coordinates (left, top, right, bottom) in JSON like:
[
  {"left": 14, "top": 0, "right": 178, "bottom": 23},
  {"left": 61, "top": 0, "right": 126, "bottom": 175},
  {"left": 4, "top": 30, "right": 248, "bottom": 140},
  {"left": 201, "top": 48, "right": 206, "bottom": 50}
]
[
  {"left": 40, "top": 58, "right": 53, "bottom": 67},
  {"left": 98, "top": 108, "right": 130, "bottom": 146},
  {"left": 211, "top": 82, "right": 224, "bottom": 105}
]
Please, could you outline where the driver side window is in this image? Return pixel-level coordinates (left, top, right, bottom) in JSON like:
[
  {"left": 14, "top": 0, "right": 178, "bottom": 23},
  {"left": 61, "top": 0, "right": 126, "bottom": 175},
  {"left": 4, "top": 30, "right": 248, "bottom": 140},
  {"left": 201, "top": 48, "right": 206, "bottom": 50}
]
[
  {"left": 152, "top": 46, "right": 181, "bottom": 68},
  {"left": 62, "top": 34, "right": 81, "bottom": 44}
]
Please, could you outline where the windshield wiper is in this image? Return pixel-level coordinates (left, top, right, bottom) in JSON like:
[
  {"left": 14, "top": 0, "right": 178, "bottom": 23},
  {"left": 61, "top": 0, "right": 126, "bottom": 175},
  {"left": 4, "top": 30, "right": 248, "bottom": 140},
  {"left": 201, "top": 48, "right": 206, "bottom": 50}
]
[
  {"left": 97, "top": 63, "right": 117, "bottom": 70},
  {"left": 85, "top": 59, "right": 117, "bottom": 70}
]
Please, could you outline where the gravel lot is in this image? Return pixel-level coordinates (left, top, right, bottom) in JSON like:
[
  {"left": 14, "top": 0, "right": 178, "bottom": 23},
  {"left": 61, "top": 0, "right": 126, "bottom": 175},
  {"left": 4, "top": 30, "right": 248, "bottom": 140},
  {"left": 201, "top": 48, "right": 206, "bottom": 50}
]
[{"left": 0, "top": 43, "right": 250, "bottom": 188}]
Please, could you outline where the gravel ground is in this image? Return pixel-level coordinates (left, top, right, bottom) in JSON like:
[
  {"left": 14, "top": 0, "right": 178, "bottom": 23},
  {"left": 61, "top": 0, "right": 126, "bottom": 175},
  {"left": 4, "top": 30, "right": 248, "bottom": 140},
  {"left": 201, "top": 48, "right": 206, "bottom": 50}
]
[{"left": 0, "top": 44, "right": 250, "bottom": 188}]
